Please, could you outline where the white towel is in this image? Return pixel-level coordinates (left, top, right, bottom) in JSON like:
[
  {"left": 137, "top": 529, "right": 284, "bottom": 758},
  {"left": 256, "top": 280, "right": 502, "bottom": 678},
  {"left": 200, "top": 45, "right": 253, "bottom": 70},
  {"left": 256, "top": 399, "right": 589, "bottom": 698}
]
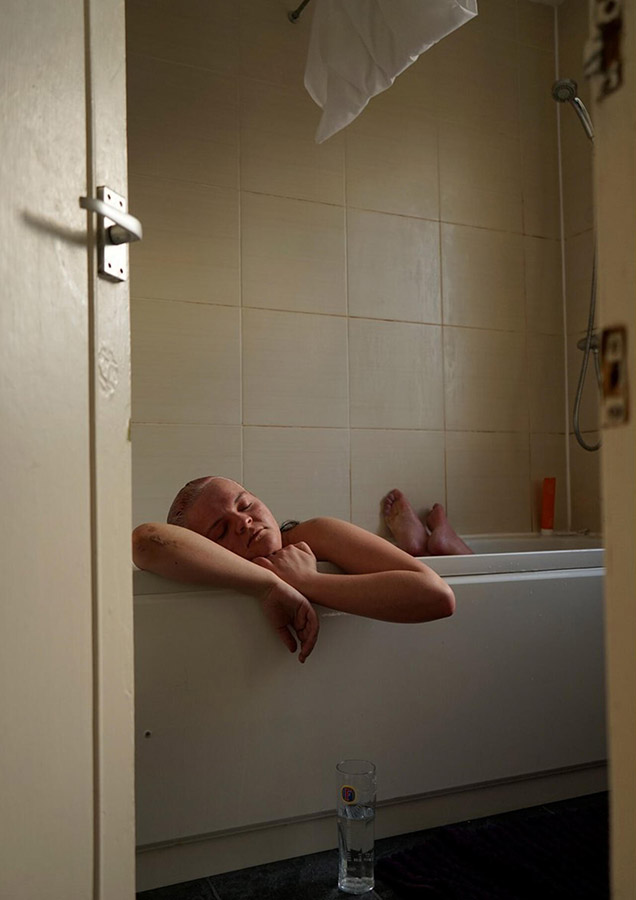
[{"left": 305, "top": 0, "right": 478, "bottom": 143}]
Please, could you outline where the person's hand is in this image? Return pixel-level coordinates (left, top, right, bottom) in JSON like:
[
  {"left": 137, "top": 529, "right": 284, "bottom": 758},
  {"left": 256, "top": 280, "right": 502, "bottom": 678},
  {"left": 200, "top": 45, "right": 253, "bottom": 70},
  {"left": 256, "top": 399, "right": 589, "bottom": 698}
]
[
  {"left": 259, "top": 577, "right": 319, "bottom": 663},
  {"left": 253, "top": 541, "right": 318, "bottom": 591}
]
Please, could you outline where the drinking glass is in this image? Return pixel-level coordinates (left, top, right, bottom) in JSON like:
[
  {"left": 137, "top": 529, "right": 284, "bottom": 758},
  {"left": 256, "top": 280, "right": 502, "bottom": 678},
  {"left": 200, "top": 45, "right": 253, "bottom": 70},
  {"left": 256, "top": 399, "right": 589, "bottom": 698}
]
[{"left": 336, "top": 759, "right": 376, "bottom": 894}]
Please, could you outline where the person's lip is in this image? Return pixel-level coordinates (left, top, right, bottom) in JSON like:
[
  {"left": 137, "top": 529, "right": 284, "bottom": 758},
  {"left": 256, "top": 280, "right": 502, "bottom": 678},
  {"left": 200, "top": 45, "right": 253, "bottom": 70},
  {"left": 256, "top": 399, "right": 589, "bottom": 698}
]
[{"left": 248, "top": 527, "right": 265, "bottom": 547}]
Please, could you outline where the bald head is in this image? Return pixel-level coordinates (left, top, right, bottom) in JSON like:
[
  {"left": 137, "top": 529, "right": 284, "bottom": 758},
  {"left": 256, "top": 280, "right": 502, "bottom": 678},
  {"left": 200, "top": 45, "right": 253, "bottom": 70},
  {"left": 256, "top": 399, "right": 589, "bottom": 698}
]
[
  {"left": 167, "top": 476, "right": 282, "bottom": 559},
  {"left": 167, "top": 476, "right": 240, "bottom": 526}
]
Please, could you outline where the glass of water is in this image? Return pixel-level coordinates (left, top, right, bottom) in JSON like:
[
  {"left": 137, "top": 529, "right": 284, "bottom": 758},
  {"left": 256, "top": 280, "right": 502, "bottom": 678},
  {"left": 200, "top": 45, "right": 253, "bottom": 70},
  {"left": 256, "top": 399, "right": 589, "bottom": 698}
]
[{"left": 336, "top": 759, "right": 376, "bottom": 894}]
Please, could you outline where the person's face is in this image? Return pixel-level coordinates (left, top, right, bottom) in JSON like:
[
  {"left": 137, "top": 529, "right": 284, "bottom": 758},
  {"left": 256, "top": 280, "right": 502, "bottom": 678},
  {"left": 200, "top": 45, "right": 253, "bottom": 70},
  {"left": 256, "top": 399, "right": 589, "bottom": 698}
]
[{"left": 184, "top": 478, "right": 282, "bottom": 560}]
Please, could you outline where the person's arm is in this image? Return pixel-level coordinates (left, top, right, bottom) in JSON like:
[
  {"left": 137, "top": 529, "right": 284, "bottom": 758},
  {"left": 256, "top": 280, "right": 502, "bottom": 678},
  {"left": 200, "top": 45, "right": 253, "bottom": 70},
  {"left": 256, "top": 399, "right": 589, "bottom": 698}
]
[
  {"left": 253, "top": 518, "right": 455, "bottom": 624},
  {"left": 132, "top": 522, "right": 319, "bottom": 662}
]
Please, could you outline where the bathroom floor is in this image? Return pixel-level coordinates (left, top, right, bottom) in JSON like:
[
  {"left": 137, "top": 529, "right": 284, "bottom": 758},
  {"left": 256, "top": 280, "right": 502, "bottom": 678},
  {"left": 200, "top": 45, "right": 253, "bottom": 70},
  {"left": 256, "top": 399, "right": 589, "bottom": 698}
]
[{"left": 137, "top": 792, "right": 609, "bottom": 900}]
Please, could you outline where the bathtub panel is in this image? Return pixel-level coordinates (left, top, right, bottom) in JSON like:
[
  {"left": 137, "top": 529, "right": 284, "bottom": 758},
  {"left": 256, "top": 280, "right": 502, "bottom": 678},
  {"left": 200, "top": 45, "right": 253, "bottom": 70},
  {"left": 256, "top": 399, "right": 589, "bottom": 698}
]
[{"left": 135, "top": 565, "right": 605, "bottom": 847}]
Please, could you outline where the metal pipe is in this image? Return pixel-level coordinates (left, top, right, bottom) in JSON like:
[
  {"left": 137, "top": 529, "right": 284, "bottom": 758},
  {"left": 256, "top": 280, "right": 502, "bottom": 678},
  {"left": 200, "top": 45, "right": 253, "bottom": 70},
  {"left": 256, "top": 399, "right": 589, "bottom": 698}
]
[{"left": 288, "top": 0, "right": 313, "bottom": 23}]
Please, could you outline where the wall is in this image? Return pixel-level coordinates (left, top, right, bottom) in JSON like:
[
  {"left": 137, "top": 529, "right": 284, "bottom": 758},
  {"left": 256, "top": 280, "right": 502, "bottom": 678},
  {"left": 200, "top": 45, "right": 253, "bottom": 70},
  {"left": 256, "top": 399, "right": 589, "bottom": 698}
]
[
  {"left": 127, "top": 0, "right": 582, "bottom": 538},
  {"left": 558, "top": 0, "right": 602, "bottom": 532}
]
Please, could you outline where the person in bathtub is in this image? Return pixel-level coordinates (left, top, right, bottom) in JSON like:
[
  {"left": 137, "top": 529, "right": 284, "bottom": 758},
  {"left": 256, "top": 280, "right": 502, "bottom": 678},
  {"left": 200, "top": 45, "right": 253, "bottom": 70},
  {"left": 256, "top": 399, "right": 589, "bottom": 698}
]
[{"left": 132, "top": 477, "right": 464, "bottom": 664}]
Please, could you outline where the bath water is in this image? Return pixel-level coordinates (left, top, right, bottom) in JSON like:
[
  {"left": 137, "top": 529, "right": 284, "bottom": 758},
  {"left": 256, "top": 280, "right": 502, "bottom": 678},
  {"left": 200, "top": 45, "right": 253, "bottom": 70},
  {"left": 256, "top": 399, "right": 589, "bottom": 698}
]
[{"left": 337, "top": 804, "right": 375, "bottom": 894}]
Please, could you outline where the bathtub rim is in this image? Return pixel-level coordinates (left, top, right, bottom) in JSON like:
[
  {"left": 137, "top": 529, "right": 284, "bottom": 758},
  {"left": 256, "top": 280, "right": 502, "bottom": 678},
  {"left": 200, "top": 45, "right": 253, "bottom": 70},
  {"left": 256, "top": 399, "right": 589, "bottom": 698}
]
[{"left": 132, "top": 532, "right": 604, "bottom": 596}]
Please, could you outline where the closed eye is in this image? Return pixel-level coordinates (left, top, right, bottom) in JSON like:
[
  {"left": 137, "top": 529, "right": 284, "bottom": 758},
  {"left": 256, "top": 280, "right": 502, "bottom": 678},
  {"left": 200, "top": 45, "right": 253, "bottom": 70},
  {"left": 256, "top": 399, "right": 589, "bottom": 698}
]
[{"left": 207, "top": 520, "right": 228, "bottom": 541}]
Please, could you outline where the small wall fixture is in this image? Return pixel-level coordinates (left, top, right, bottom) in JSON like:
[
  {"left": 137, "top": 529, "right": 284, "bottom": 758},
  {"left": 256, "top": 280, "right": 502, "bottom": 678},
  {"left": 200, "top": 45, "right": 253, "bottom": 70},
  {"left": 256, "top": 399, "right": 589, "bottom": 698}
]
[{"left": 288, "top": 0, "right": 313, "bottom": 23}]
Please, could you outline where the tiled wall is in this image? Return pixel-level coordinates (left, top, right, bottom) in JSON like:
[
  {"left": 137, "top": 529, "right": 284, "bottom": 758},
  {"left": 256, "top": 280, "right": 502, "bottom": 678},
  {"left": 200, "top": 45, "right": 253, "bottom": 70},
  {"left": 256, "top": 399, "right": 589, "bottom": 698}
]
[
  {"left": 558, "top": 0, "right": 603, "bottom": 532},
  {"left": 128, "top": 0, "right": 586, "bottom": 537}
]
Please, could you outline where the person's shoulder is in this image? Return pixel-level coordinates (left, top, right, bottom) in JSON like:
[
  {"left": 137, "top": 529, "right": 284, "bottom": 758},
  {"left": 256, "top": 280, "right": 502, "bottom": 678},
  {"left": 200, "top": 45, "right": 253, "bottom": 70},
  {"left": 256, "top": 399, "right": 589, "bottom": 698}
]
[
  {"left": 289, "top": 516, "right": 347, "bottom": 534},
  {"left": 280, "top": 516, "right": 349, "bottom": 548}
]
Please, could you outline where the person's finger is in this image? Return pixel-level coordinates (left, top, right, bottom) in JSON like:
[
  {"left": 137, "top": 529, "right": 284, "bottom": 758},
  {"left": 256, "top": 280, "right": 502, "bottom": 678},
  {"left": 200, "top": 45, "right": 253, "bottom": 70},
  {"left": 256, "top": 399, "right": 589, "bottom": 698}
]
[
  {"left": 275, "top": 625, "right": 297, "bottom": 654},
  {"left": 295, "top": 541, "right": 313, "bottom": 555},
  {"left": 253, "top": 556, "right": 274, "bottom": 570},
  {"left": 297, "top": 606, "right": 319, "bottom": 663}
]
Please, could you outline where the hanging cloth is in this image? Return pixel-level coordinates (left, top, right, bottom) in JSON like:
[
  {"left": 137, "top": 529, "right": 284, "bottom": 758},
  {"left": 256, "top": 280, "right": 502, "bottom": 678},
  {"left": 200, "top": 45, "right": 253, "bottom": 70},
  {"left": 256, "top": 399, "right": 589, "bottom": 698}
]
[{"left": 305, "top": 0, "right": 478, "bottom": 143}]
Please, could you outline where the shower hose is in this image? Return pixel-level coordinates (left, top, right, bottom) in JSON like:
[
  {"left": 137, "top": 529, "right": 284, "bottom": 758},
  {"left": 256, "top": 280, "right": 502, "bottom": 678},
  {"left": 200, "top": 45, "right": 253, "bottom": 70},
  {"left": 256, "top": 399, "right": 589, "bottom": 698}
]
[{"left": 572, "top": 243, "right": 601, "bottom": 452}]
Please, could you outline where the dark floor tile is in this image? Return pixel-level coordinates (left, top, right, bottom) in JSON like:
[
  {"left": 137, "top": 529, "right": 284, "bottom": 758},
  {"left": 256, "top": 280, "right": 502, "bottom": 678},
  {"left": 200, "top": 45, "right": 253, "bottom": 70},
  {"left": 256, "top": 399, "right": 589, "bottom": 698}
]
[
  {"left": 208, "top": 847, "right": 345, "bottom": 900},
  {"left": 137, "top": 793, "right": 608, "bottom": 900},
  {"left": 137, "top": 877, "right": 217, "bottom": 900},
  {"left": 207, "top": 832, "right": 440, "bottom": 900}
]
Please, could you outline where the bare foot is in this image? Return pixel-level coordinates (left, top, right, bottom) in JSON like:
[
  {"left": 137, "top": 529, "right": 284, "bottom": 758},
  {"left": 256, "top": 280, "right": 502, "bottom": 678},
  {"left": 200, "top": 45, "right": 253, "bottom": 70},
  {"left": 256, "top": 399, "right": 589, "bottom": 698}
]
[
  {"left": 425, "top": 503, "right": 473, "bottom": 556},
  {"left": 382, "top": 489, "right": 428, "bottom": 556}
]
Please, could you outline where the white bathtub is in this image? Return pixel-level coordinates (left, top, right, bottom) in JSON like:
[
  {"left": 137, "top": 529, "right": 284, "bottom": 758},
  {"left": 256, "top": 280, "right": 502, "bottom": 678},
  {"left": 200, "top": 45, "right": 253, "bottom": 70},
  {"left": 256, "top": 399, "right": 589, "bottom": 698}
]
[{"left": 133, "top": 534, "right": 606, "bottom": 891}]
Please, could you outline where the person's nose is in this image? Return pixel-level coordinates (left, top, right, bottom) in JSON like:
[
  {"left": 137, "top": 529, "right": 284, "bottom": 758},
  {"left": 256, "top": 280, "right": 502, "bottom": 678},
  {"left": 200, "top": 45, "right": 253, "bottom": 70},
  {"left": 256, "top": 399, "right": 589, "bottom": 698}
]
[{"left": 232, "top": 510, "right": 253, "bottom": 532}]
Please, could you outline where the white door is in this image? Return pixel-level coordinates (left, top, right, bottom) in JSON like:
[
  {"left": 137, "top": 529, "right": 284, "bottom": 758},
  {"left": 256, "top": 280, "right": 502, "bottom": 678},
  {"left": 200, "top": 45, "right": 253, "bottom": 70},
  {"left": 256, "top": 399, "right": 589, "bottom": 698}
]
[
  {"left": 0, "top": 2, "right": 134, "bottom": 899},
  {"left": 593, "top": 0, "right": 636, "bottom": 893}
]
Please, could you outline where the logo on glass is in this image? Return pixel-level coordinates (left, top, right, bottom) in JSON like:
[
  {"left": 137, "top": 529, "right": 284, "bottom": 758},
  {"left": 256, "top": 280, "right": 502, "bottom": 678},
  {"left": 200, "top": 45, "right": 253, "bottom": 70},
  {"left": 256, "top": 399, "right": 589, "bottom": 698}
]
[{"left": 341, "top": 785, "right": 356, "bottom": 804}]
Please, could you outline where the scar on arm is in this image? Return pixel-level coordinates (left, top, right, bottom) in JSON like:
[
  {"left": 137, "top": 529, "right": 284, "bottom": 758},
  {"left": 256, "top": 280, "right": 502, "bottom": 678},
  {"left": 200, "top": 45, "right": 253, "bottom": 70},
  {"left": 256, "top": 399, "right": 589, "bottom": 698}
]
[
  {"left": 149, "top": 534, "right": 179, "bottom": 548},
  {"left": 148, "top": 532, "right": 179, "bottom": 547},
  {"left": 135, "top": 524, "right": 180, "bottom": 549}
]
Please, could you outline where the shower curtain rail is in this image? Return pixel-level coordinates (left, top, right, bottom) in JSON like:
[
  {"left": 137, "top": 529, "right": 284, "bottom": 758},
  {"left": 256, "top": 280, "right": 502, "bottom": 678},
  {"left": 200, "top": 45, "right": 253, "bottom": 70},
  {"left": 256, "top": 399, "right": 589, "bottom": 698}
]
[{"left": 288, "top": 0, "right": 313, "bottom": 23}]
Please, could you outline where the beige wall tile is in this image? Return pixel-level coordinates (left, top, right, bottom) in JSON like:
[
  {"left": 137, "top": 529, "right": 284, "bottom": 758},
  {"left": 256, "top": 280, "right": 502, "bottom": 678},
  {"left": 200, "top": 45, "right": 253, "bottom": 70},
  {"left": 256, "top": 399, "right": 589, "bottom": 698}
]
[
  {"left": 519, "top": 44, "right": 559, "bottom": 239},
  {"left": 127, "top": 54, "right": 238, "bottom": 188},
  {"left": 524, "top": 236, "right": 563, "bottom": 335},
  {"left": 238, "top": 0, "right": 310, "bottom": 87},
  {"left": 131, "top": 300, "right": 241, "bottom": 425},
  {"left": 563, "top": 154, "right": 594, "bottom": 238},
  {"left": 126, "top": 0, "right": 239, "bottom": 75},
  {"left": 439, "top": 122, "right": 522, "bottom": 232},
  {"left": 528, "top": 333, "right": 566, "bottom": 433},
  {"left": 243, "top": 427, "right": 350, "bottom": 524},
  {"left": 522, "top": 135, "right": 560, "bottom": 238},
  {"left": 131, "top": 424, "right": 242, "bottom": 527},
  {"left": 441, "top": 225, "right": 525, "bottom": 331},
  {"left": 517, "top": 0, "right": 555, "bottom": 49},
  {"left": 350, "top": 430, "right": 446, "bottom": 535},
  {"left": 395, "top": 49, "right": 442, "bottom": 118},
  {"left": 367, "top": 58, "right": 440, "bottom": 118},
  {"left": 467, "top": 0, "right": 517, "bottom": 41},
  {"left": 349, "top": 320, "right": 444, "bottom": 429},
  {"left": 518, "top": 43, "right": 557, "bottom": 142},
  {"left": 565, "top": 229, "right": 595, "bottom": 335},
  {"left": 529, "top": 433, "right": 568, "bottom": 532},
  {"left": 240, "top": 78, "right": 345, "bottom": 205},
  {"left": 570, "top": 434, "right": 602, "bottom": 533},
  {"left": 558, "top": 0, "right": 589, "bottom": 51},
  {"left": 242, "top": 309, "right": 348, "bottom": 427},
  {"left": 567, "top": 335, "right": 601, "bottom": 433},
  {"left": 242, "top": 193, "right": 346, "bottom": 315},
  {"left": 348, "top": 210, "right": 441, "bottom": 323},
  {"left": 129, "top": 175, "right": 239, "bottom": 305},
  {"left": 556, "top": 0, "right": 594, "bottom": 243},
  {"left": 345, "top": 127, "right": 439, "bottom": 221},
  {"left": 557, "top": 0, "right": 591, "bottom": 151},
  {"left": 444, "top": 328, "right": 529, "bottom": 431},
  {"left": 436, "top": 29, "right": 520, "bottom": 136},
  {"left": 345, "top": 97, "right": 438, "bottom": 219},
  {"left": 239, "top": 75, "right": 321, "bottom": 139},
  {"left": 446, "top": 431, "right": 531, "bottom": 533}
]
